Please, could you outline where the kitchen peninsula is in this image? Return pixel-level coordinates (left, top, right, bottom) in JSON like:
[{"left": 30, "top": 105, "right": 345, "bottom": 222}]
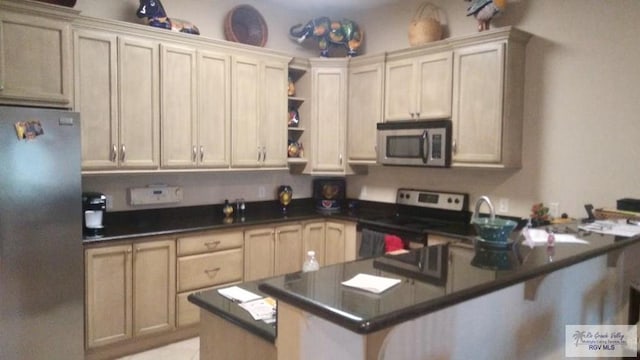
[{"left": 190, "top": 225, "right": 640, "bottom": 360}]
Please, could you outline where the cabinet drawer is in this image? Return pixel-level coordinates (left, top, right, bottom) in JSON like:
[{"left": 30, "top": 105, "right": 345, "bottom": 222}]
[
  {"left": 176, "top": 283, "right": 240, "bottom": 328},
  {"left": 177, "top": 249, "right": 243, "bottom": 292},
  {"left": 177, "top": 230, "right": 243, "bottom": 256}
]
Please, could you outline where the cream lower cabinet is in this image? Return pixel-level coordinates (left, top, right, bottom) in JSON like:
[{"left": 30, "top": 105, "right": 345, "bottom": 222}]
[
  {"left": 347, "top": 54, "right": 385, "bottom": 164},
  {"left": 302, "top": 220, "right": 357, "bottom": 267},
  {"left": 384, "top": 50, "right": 453, "bottom": 121},
  {"left": 231, "top": 55, "right": 289, "bottom": 168},
  {"left": 160, "top": 44, "right": 230, "bottom": 169},
  {"left": 74, "top": 25, "right": 159, "bottom": 170},
  {"left": 451, "top": 28, "right": 530, "bottom": 168},
  {"left": 0, "top": 1, "right": 76, "bottom": 107},
  {"left": 85, "top": 238, "right": 175, "bottom": 349},
  {"left": 176, "top": 230, "right": 243, "bottom": 327},
  {"left": 244, "top": 224, "right": 303, "bottom": 281}
]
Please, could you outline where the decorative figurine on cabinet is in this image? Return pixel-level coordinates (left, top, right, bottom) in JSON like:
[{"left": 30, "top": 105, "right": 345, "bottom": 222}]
[
  {"left": 289, "top": 17, "right": 364, "bottom": 57},
  {"left": 136, "top": 0, "right": 200, "bottom": 35},
  {"left": 465, "top": 0, "right": 506, "bottom": 32}
]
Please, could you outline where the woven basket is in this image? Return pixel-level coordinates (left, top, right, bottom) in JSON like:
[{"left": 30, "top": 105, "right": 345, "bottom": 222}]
[
  {"left": 224, "top": 5, "right": 268, "bottom": 47},
  {"left": 408, "top": 2, "right": 442, "bottom": 47}
]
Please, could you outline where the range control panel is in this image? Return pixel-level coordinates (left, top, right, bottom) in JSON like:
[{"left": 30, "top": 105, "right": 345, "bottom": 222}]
[{"left": 396, "top": 189, "right": 468, "bottom": 212}]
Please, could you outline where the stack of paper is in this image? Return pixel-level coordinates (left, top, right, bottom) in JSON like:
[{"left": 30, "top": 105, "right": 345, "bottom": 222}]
[
  {"left": 217, "top": 286, "right": 276, "bottom": 323},
  {"left": 341, "top": 273, "right": 401, "bottom": 294},
  {"left": 579, "top": 220, "right": 640, "bottom": 237},
  {"left": 217, "top": 286, "right": 262, "bottom": 303},
  {"left": 522, "top": 228, "right": 589, "bottom": 248}
]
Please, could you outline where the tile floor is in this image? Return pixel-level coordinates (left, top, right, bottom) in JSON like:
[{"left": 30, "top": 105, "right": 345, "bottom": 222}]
[{"left": 116, "top": 337, "right": 199, "bottom": 360}]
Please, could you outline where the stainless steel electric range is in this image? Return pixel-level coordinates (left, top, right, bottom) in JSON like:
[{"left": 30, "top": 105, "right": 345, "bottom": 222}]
[{"left": 358, "top": 188, "right": 472, "bottom": 252}]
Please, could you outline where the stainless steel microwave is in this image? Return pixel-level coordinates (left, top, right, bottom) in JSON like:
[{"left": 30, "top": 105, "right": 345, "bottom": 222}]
[{"left": 376, "top": 120, "right": 452, "bottom": 167}]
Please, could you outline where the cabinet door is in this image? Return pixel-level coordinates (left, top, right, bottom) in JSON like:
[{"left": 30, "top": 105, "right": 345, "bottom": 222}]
[
  {"left": 74, "top": 29, "right": 118, "bottom": 170},
  {"left": 118, "top": 37, "right": 160, "bottom": 169},
  {"left": 132, "top": 239, "right": 176, "bottom": 337},
  {"left": 311, "top": 65, "right": 347, "bottom": 172},
  {"left": 303, "top": 221, "right": 326, "bottom": 266},
  {"left": 160, "top": 44, "right": 197, "bottom": 168},
  {"left": 85, "top": 245, "right": 132, "bottom": 348},
  {"left": 0, "top": 11, "right": 71, "bottom": 106},
  {"left": 231, "top": 56, "right": 260, "bottom": 167},
  {"left": 244, "top": 227, "right": 275, "bottom": 281},
  {"left": 261, "top": 61, "right": 288, "bottom": 167},
  {"left": 416, "top": 52, "right": 453, "bottom": 119},
  {"left": 384, "top": 58, "right": 415, "bottom": 121},
  {"left": 274, "top": 224, "right": 303, "bottom": 275},
  {"left": 198, "top": 50, "right": 231, "bottom": 168},
  {"left": 452, "top": 42, "right": 505, "bottom": 164},
  {"left": 348, "top": 61, "right": 384, "bottom": 163},
  {"left": 325, "top": 221, "right": 345, "bottom": 266}
]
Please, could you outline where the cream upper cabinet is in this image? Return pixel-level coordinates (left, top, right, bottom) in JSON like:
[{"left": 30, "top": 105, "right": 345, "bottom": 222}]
[
  {"left": 118, "top": 36, "right": 160, "bottom": 169},
  {"left": 161, "top": 45, "right": 231, "bottom": 169},
  {"left": 0, "top": 1, "right": 76, "bottom": 107},
  {"left": 451, "top": 28, "right": 530, "bottom": 168},
  {"left": 231, "top": 55, "right": 289, "bottom": 168},
  {"left": 347, "top": 54, "right": 385, "bottom": 164},
  {"left": 305, "top": 58, "right": 350, "bottom": 174},
  {"left": 74, "top": 29, "right": 118, "bottom": 170},
  {"left": 75, "top": 26, "right": 159, "bottom": 171},
  {"left": 384, "top": 50, "right": 453, "bottom": 121}
]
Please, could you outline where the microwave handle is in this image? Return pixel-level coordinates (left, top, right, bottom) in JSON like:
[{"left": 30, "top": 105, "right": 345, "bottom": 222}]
[{"left": 421, "top": 130, "right": 429, "bottom": 164}]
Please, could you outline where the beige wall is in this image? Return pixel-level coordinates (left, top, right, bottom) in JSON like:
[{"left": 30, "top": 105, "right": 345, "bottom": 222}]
[{"left": 79, "top": 0, "right": 640, "bottom": 217}]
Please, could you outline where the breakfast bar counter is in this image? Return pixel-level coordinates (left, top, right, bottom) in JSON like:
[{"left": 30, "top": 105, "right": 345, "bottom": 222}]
[{"left": 190, "top": 223, "right": 640, "bottom": 359}]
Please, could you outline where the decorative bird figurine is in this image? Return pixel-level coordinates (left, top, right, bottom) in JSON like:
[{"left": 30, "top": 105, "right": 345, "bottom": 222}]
[{"left": 465, "top": 0, "right": 507, "bottom": 32}]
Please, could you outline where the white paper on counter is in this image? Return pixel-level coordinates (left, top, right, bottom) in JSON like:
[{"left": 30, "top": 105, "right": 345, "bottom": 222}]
[
  {"left": 579, "top": 220, "right": 640, "bottom": 237},
  {"left": 522, "top": 228, "right": 589, "bottom": 248},
  {"left": 217, "top": 286, "right": 262, "bottom": 303},
  {"left": 238, "top": 297, "right": 276, "bottom": 321},
  {"left": 341, "top": 273, "right": 401, "bottom": 294}
]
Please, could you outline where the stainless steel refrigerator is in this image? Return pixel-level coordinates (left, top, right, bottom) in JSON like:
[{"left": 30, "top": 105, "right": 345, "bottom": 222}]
[{"left": 0, "top": 105, "right": 83, "bottom": 359}]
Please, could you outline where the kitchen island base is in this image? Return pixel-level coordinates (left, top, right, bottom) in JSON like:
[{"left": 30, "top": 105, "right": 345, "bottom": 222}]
[{"left": 200, "top": 310, "right": 275, "bottom": 360}]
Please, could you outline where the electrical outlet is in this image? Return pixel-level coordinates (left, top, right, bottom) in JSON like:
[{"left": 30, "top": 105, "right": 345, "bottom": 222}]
[
  {"left": 105, "top": 194, "right": 113, "bottom": 210},
  {"left": 498, "top": 198, "right": 509, "bottom": 213},
  {"left": 258, "top": 186, "right": 266, "bottom": 199},
  {"left": 549, "top": 202, "right": 560, "bottom": 218}
]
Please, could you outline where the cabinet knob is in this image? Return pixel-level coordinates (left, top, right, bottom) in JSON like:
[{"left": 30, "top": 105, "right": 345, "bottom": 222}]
[
  {"left": 192, "top": 146, "right": 197, "bottom": 162},
  {"left": 200, "top": 146, "right": 204, "bottom": 161},
  {"left": 452, "top": 140, "right": 457, "bottom": 154},
  {"left": 204, "top": 268, "right": 221, "bottom": 276},
  {"left": 120, "top": 144, "right": 126, "bottom": 162},
  {"left": 257, "top": 147, "right": 261, "bottom": 162},
  {"left": 415, "top": 112, "right": 420, "bottom": 118}
]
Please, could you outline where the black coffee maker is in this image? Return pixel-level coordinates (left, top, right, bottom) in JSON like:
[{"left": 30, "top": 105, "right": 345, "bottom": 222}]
[{"left": 82, "top": 192, "right": 107, "bottom": 237}]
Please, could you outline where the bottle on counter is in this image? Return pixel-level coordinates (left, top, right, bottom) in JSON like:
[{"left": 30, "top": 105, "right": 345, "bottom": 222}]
[
  {"left": 222, "top": 199, "right": 234, "bottom": 217},
  {"left": 302, "top": 250, "right": 320, "bottom": 272}
]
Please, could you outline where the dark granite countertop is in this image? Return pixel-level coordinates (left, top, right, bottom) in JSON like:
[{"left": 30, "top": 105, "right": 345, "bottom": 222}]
[
  {"left": 187, "top": 281, "right": 276, "bottom": 343},
  {"left": 256, "top": 225, "right": 640, "bottom": 334},
  {"left": 82, "top": 198, "right": 396, "bottom": 244}
]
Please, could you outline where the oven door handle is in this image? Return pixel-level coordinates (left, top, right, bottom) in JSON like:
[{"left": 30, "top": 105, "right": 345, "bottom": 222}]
[{"left": 421, "top": 130, "right": 429, "bottom": 164}]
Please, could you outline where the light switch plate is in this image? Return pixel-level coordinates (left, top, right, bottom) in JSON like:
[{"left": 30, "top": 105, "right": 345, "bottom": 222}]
[{"left": 128, "top": 185, "right": 183, "bottom": 206}]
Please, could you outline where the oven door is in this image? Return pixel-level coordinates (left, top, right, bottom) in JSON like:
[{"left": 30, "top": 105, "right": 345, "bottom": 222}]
[{"left": 357, "top": 221, "right": 426, "bottom": 259}]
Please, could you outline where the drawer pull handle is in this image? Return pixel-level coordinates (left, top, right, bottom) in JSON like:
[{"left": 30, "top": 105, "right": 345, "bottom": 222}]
[
  {"left": 204, "top": 268, "right": 221, "bottom": 275},
  {"left": 204, "top": 241, "right": 221, "bottom": 248}
]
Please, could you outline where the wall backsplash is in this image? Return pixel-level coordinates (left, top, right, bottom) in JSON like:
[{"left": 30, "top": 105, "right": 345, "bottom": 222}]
[{"left": 82, "top": 171, "right": 314, "bottom": 211}]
